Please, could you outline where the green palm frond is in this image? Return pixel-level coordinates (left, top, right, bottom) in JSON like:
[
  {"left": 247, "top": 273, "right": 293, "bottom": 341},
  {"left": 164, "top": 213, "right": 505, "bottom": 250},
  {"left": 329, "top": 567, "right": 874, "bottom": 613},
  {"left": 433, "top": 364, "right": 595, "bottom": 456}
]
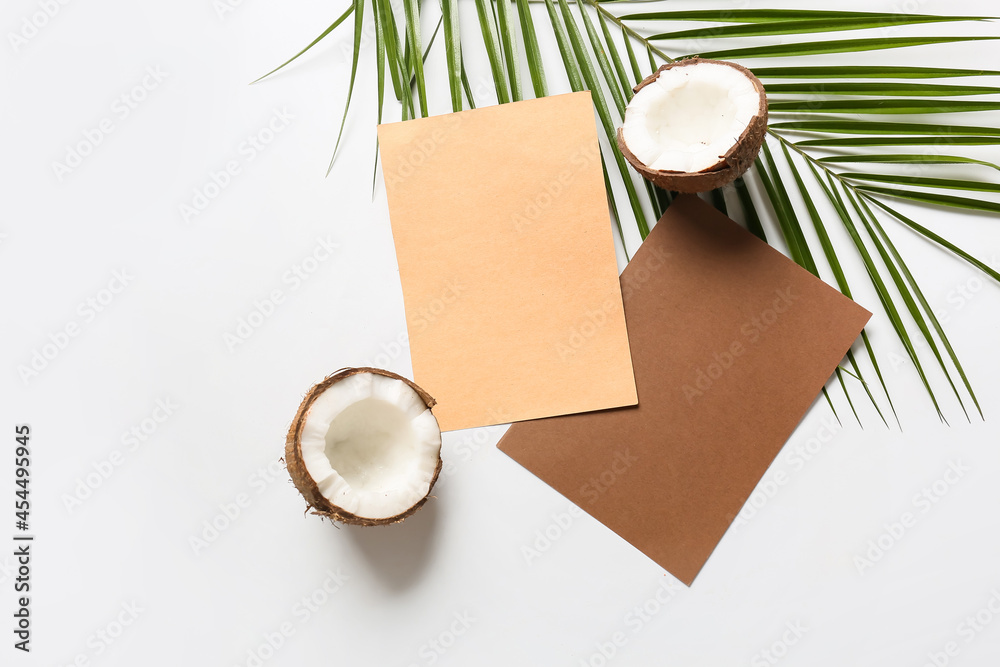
[{"left": 257, "top": 2, "right": 1000, "bottom": 426}]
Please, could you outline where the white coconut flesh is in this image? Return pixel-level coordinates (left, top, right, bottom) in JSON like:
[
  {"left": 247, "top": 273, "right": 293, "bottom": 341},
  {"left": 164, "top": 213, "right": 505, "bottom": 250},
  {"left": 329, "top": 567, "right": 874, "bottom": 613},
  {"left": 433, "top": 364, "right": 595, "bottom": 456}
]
[
  {"left": 621, "top": 62, "right": 762, "bottom": 174},
  {"left": 297, "top": 372, "right": 441, "bottom": 520}
]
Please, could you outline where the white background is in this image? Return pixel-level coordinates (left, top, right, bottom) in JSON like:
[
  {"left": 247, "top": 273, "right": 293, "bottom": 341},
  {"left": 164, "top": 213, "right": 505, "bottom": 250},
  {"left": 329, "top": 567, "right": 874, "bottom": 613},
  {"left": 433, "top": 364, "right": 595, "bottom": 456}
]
[{"left": 3, "top": 0, "right": 1000, "bottom": 665}]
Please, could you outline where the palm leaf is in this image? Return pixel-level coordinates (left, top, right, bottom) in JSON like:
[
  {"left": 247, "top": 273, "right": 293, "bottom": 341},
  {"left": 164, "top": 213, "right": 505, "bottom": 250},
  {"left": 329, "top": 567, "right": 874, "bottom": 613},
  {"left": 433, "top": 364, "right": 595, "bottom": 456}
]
[
  {"left": 691, "top": 36, "right": 1000, "bottom": 60},
  {"left": 858, "top": 196, "right": 983, "bottom": 419},
  {"left": 517, "top": 0, "right": 548, "bottom": 97},
  {"left": 770, "top": 120, "right": 1000, "bottom": 136},
  {"left": 846, "top": 190, "right": 971, "bottom": 421},
  {"left": 371, "top": 0, "right": 387, "bottom": 194},
  {"left": 556, "top": 0, "right": 650, "bottom": 238},
  {"left": 542, "top": 0, "right": 583, "bottom": 93},
  {"left": 788, "top": 158, "right": 889, "bottom": 427},
  {"left": 618, "top": 10, "right": 991, "bottom": 23},
  {"left": 765, "top": 82, "right": 1000, "bottom": 97},
  {"left": 842, "top": 174, "right": 1000, "bottom": 194},
  {"left": 829, "top": 176, "right": 946, "bottom": 421},
  {"left": 854, "top": 186, "right": 1000, "bottom": 214},
  {"left": 821, "top": 155, "right": 1000, "bottom": 171},
  {"left": 374, "top": 0, "right": 404, "bottom": 103},
  {"left": 754, "top": 66, "right": 1000, "bottom": 79},
  {"left": 402, "top": 0, "right": 428, "bottom": 116},
  {"left": 474, "top": 0, "right": 511, "bottom": 103},
  {"left": 441, "top": 0, "right": 463, "bottom": 111},
  {"left": 460, "top": 52, "right": 478, "bottom": 108},
  {"left": 768, "top": 99, "right": 1000, "bottom": 114},
  {"left": 862, "top": 197, "right": 1000, "bottom": 283},
  {"left": 251, "top": 5, "right": 355, "bottom": 84},
  {"left": 648, "top": 16, "right": 992, "bottom": 41},
  {"left": 576, "top": 0, "right": 627, "bottom": 115},
  {"left": 808, "top": 166, "right": 900, "bottom": 426},
  {"left": 795, "top": 136, "right": 1000, "bottom": 147},
  {"left": 758, "top": 145, "right": 817, "bottom": 273},
  {"left": 598, "top": 10, "right": 632, "bottom": 104},
  {"left": 327, "top": 0, "right": 366, "bottom": 174},
  {"left": 622, "top": 24, "right": 643, "bottom": 83},
  {"left": 261, "top": 0, "right": 1000, "bottom": 424},
  {"left": 733, "top": 176, "right": 766, "bottom": 242}
]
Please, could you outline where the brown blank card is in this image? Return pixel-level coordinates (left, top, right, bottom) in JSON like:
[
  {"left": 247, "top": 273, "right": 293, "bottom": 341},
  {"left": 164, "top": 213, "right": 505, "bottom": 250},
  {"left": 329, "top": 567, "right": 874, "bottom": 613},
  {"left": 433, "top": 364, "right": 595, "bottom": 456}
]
[{"left": 498, "top": 194, "right": 871, "bottom": 585}]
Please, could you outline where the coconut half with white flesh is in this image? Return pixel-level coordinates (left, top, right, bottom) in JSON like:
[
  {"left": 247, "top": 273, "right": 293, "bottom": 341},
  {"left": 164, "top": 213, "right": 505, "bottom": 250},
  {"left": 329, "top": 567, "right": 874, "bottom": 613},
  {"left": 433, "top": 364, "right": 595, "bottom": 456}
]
[
  {"left": 618, "top": 58, "right": 768, "bottom": 193},
  {"left": 285, "top": 367, "right": 443, "bottom": 526}
]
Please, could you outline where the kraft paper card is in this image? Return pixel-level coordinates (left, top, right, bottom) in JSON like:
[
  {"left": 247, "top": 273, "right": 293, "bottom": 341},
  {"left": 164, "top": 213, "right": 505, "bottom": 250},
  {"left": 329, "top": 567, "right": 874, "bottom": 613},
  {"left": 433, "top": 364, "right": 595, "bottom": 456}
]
[
  {"left": 377, "top": 92, "right": 636, "bottom": 432},
  {"left": 498, "top": 194, "right": 872, "bottom": 585}
]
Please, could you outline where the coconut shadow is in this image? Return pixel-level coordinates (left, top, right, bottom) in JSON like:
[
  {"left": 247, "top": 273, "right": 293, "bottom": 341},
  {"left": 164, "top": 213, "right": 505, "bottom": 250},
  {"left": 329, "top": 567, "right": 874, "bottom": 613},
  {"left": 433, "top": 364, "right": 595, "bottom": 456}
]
[{"left": 340, "top": 497, "right": 440, "bottom": 591}]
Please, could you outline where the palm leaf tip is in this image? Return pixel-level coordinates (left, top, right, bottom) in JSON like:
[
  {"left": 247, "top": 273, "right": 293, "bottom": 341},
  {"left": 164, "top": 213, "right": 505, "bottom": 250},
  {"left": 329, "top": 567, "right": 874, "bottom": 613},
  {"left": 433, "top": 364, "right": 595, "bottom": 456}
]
[
  {"left": 252, "top": 5, "right": 355, "bottom": 84},
  {"left": 692, "top": 36, "right": 1000, "bottom": 61}
]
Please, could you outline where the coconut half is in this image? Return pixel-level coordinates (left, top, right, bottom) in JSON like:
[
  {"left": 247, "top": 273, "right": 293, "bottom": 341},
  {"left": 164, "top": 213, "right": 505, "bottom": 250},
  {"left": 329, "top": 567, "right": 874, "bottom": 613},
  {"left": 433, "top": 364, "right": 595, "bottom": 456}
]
[
  {"left": 285, "top": 367, "right": 443, "bottom": 526},
  {"left": 618, "top": 58, "right": 768, "bottom": 193}
]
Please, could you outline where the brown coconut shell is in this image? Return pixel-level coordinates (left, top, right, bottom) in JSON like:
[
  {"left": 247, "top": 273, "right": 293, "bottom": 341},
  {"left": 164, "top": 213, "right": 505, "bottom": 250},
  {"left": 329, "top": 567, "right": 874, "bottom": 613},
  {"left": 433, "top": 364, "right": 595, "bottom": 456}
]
[
  {"left": 617, "top": 58, "right": 768, "bottom": 194},
  {"left": 284, "top": 367, "right": 443, "bottom": 527}
]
